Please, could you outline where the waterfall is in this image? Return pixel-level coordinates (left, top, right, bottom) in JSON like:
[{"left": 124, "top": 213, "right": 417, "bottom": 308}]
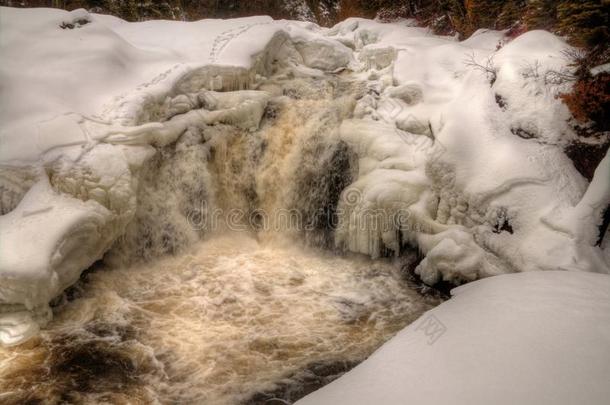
[
  {"left": 0, "top": 66, "right": 438, "bottom": 404},
  {"left": 104, "top": 73, "right": 361, "bottom": 265}
]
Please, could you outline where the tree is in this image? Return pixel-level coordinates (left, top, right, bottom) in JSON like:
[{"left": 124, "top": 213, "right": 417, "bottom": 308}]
[
  {"left": 497, "top": 0, "right": 526, "bottom": 29},
  {"left": 556, "top": 0, "right": 609, "bottom": 48},
  {"left": 523, "top": 0, "right": 558, "bottom": 30}
]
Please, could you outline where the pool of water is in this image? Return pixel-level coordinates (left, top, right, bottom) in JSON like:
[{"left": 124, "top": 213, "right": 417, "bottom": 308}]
[{"left": 0, "top": 234, "right": 438, "bottom": 404}]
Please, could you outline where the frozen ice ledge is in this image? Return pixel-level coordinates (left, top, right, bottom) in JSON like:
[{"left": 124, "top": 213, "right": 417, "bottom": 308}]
[{"left": 1, "top": 8, "right": 609, "bottom": 346}]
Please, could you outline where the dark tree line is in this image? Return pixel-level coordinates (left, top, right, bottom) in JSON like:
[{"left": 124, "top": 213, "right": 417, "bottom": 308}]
[
  {"left": 0, "top": 0, "right": 292, "bottom": 20},
  {"left": 2, "top": 0, "right": 607, "bottom": 49}
]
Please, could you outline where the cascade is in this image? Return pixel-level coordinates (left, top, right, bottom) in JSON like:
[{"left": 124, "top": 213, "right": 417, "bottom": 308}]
[{"left": 0, "top": 54, "right": 438, "bottom": 405}]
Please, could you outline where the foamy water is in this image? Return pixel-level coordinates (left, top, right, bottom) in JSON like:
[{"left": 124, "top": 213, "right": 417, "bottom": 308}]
[
  {"left": 0, "top": 234, "right": 437, "bottom": 404},
  {"left": 0, "top": 72, "right": 441, "bottom": 405}
]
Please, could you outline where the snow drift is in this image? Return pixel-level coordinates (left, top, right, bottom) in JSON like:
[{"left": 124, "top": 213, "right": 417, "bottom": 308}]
[
  {"left": 0, "top": 8, "right": 608, "bottom": 346},
  {"left": 296, "top": 271, "right": 610, "bottom": 405}
]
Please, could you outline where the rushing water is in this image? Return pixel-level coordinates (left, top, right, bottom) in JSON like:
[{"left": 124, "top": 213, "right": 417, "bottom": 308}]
[
  {"left": 0, "top": 234, "right": 438, "bottom": 404},
  {"left": 0, "top": 73, "right": 442, "bottom": 404}
]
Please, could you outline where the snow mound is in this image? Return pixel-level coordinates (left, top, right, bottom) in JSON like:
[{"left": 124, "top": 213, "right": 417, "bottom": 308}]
[
  {"left": 326, "top": 19, "right": 609, "bottom": 284},
  {"left": 296, "top": 271, "right": 610, "bottom": 405}
]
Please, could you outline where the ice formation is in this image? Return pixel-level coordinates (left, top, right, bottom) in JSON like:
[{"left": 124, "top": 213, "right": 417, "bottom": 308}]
[
  {"left": 328, "top": 20, "right": 609, "bottom": 285},
  {"left": 0, "top": 8, "right": 608, "bottom": 347}
]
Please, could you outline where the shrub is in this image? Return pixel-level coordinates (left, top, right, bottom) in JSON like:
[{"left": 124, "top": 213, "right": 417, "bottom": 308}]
[{"left": 561, "top": 72, "right": 610, "bottom": 133}]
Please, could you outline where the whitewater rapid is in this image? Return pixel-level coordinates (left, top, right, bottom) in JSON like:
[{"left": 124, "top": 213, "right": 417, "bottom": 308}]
[{"left": 0, "top": 234, "right": 437, "bottom": 404}]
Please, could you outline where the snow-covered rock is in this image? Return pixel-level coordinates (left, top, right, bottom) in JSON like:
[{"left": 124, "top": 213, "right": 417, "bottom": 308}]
[
  {"left": 296, "top": 271, "right": 610, "bottom": 405},
  {"left": 328, "top": 19, "right": 609, "bottom": 283}
]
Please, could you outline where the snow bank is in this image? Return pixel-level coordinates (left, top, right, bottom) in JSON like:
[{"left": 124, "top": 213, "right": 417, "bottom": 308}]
[
  {"left": 296, "top": 271, "right": 610, "bottom": 405},
  {"left": 326, "top": 19, "right": 609, "bottom": 283},
  {"left": 0, "top": 143, "right": 149, "bottom": 345},
  {"left": 0, "top": 7, "right": 280, "bottom": 163}
]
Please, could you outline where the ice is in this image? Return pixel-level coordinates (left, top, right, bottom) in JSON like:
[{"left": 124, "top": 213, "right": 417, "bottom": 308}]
[
  {"left": 539, "top": 148, "right": 610, "bottom": 272},
  {"left": 293, "top": 38, "right": 353, "bottom": 71},
  {"left": 328, "top": 20, "right": 609, "bottom": 284},
  {"left": 0, "top": 142, "right": 153, "bottom": 345},
  {"left": 296, "top": 271, "right": 610, "bottom": 405},
  {"left": 0, "top": 176, "right": 114, "bottom": 345},
  {"left": 385, "top": 82, "right": 424, "bottom": 105}
]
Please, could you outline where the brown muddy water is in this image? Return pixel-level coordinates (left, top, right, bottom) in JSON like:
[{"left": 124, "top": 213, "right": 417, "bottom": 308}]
[{"left": 0, "top": 234, "right": 439, "bottom": 405}]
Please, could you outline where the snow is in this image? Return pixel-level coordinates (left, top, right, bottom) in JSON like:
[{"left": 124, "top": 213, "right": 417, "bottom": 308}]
[
  {"left": 1, "top": 7, "right": 609, "bottom": 346},
  {"left": 0, "top": 7, "right": 279, "bottom": 164},
  {"left": 327, "top": 19, "right": 609, "bottom": 284},
  {"left": 296, "top": 271, "right": 610, "bottom": 405},
  {"left": 0, "top": 143, "right": 148, "bottom": 345},
  {"left": 591, "top": 62, "right": 610, "bottom": 76}
]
